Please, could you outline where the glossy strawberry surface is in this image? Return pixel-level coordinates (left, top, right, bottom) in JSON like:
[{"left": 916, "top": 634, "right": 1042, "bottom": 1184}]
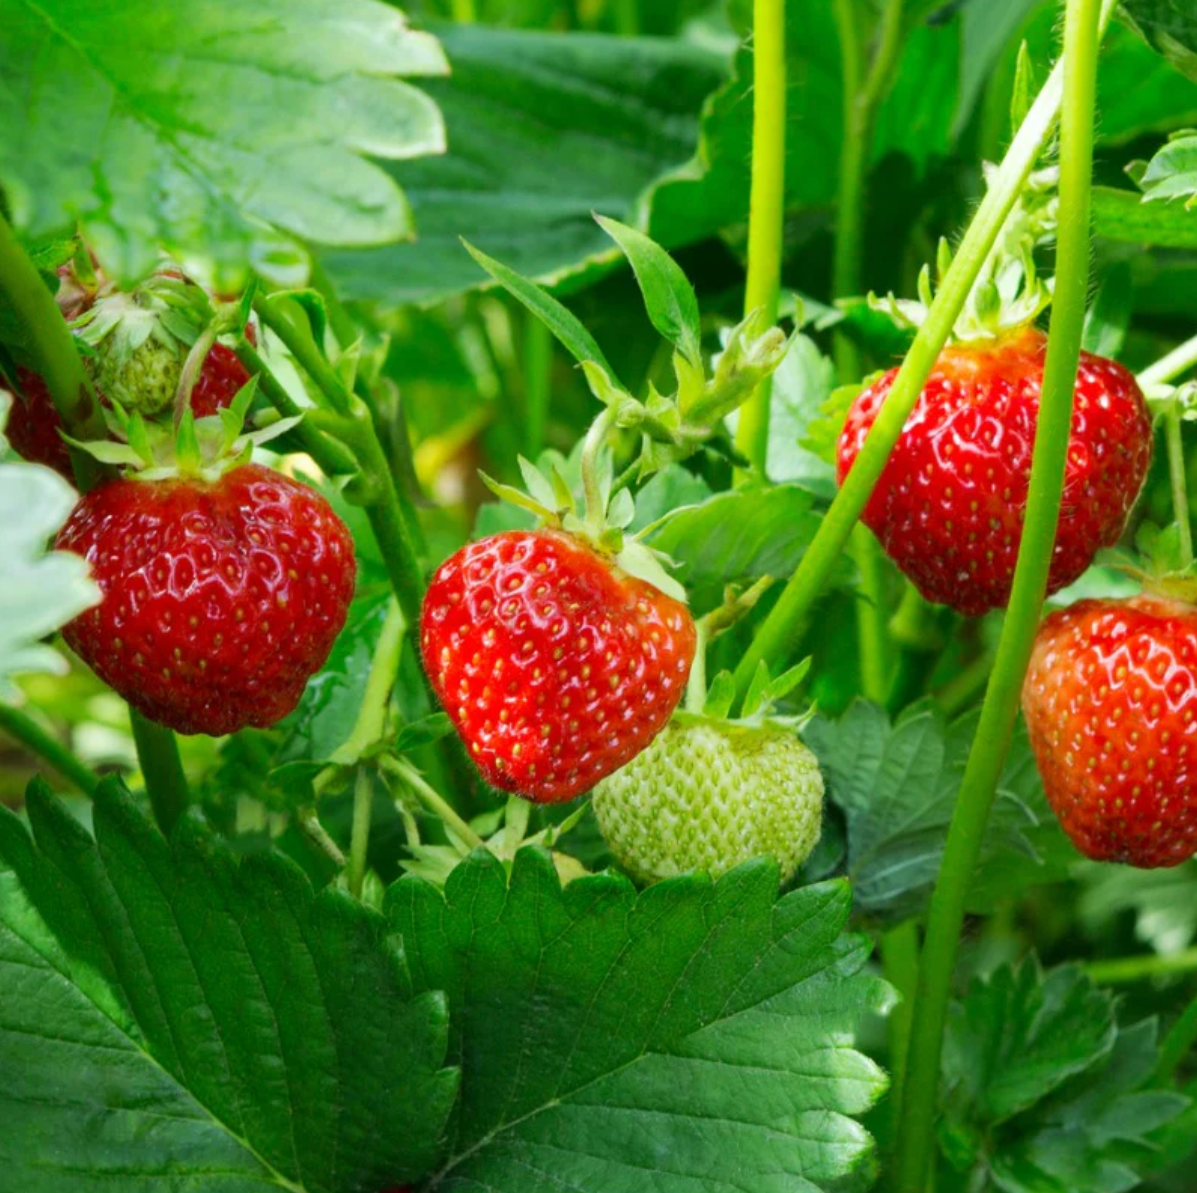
[
  {"left": 189, "top": 342, "right": 252, "bottom": 417},
  {"left": 420, "top": 529, "right": 696, "bottom": 802},
  {"left": 837, "top": 329, "right": 1152, "bottom": 615},
  {"left": 1023, "top": 596, "right": 1197, "bottom": 868},
  {"left": 56, "top": 464, "right": 355, "bottom": 736}
]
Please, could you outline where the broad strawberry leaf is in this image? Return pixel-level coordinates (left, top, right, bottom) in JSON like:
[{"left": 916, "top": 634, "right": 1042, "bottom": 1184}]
[
  {"left": 0, "top": 0, "right": 447, "bottom": 284},
  {"left": 0, "top": 779, "right": 459, "bottom": 1192},
  {"left": 0, "top": 400, "right": 98, "bottom": 699},
  {"left": 1079, "top": 858, "right": 1197, "bottom": 956},
  {"left": 805, "top": 701, "right": 1071, "bottom": 921},
  {"left": 942, "top": 958, "right": 1189, "bottom": 1193},
  {"left": 387, "top": 848, "right": 890, "bottom": 1193},
  {"left": 322, "top": 24, "right": 725, "bottom": 305}
]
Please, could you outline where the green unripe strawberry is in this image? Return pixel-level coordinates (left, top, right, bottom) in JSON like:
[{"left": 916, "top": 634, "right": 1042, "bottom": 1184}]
[{"left": 592, "top": 714, "right": 824, "bottom": 884}]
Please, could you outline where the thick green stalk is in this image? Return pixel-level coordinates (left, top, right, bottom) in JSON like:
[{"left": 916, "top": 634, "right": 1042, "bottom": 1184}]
[
  {"left": 385, "top": 756, "right": 487, "bottom": 850},
  {"left": 881, "top": 918, "right": 919, "bottom": 1129},
  {"left": 733, "top": 0, "right": 786, "bottom": 476},
  {"left": 1086, "top": 948, "right": 1197, "bottom": 985},
  {"left": 732, "top": 0, "right": 1118, "bottom": 700},
  {"left": 893, "top": 2, "right": 1103, "bottom": 1187},
  {"left": 1166, "top": 403, "right": 1194, "bottom": 567},
  {"left": 0, "top": 212, "right": 106, "bottom": 487},
  {"left": 346, "top": 768, "right": 375, "bottom": 898},
  {"left": 1156, "top": 987, "right": 1197, "bottom": 1082},
  {"left": 0, "top": 702, "right": 99, "bottom": 796},
  {"left": 130, "top": 710, "right": 190, "bottom": 836}
]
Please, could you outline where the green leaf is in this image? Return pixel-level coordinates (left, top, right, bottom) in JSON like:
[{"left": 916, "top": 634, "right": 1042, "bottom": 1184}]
[
  {"left": 944, "top": 958, "right": 1190, "bottom": 1193},
  {"left": 0, "top": 0, "right": 447, "bottom": 284},
  {"left": 0, "top": 414, "right": 99, "bottom": 700},
  {"left": 1079, "top": 858, "right": 1197, "bottom": 955},
  {"left": 386, "top": 848, "right": 891, "bottom": 1192},
  {"left": 0, "top": 779, "right": 458, "bottom": 1191},
  {"left": 594, "top": 215, "right": 701, "bottom": 365},
  {"left": 321, "top": 24, "right": 725, "bottom": 305},
  {"left": 1120, "top": 0, "right": 1197, "bottom": 84},
  {"left": 1139, "top": 132, "right": 1197, "bottom": 206},
  {"left": 803, "top": 701, "right": 1053, "bottom": 920},
  {"left": 646, "top": 485, "right": 854, "bottom": 595},
  {"left": 1093, "top": 185, "right": 1197, "bottom": 247},
  {"left": 760, "top": 332, "right": 837, "bottom": 498},
  {"left": 462, "top": 241, "right": 615, "bottom": 375},
  {"left": 946, "top": 958, "right": 1116, "bottom": 1126}
]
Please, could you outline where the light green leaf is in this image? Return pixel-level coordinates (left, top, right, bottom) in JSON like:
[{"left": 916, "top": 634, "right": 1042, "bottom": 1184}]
[
  {"left": 761, "top": 331, "right": 837, "bottom": 497},
  {"left": 0, "top": 409, "right": 98, "bottom": 699},
  {"left": 0, "top": 0, "right": 447, "bottom": 284},
  {"left": 321, "top": 24, "right": 725, "bottom": 305},
  {"left": 387, "top": 848, "right": 891, "bottom": 1192},
  {"left": 594, "top": 214, "right": 701, "bottom": 364},
  {"left": 0, "top": 779, "right": 458, "bottom": 1192},
  {"left": 1139, "top": 132, "right": 1197, "bottom": 206},
  {"left": 1093, "top": 185, "right": 1197, "bottom": 247}
]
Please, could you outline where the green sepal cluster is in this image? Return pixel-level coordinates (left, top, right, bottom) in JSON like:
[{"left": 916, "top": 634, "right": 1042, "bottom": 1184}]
[
  {"left": 1099, "top": 520, "right": 1197, "bottom": 604},
  {"left": 480, "top": 452, "right": 688, "bottom": 602},
  {"left": 62, "top": 375, "right": 301, "bottom": 484}
]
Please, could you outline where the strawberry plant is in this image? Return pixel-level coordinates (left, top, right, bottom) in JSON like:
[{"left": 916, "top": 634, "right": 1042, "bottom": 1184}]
[{"left": 8, "top": 1, "right": 1197, "bottom": 1191}]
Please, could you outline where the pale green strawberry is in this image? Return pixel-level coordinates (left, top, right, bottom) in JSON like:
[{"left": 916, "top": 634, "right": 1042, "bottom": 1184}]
[{"left": 592, "top": 713, "right": 824, "bottom": 885}]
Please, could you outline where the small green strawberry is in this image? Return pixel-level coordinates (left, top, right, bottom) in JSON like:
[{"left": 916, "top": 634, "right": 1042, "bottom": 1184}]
[{"left": 592, "top": 660, "right": 823, "bottom": 884}]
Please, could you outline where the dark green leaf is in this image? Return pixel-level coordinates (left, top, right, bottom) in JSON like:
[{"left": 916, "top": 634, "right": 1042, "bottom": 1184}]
[
  {"left": 386, "top": 848, "right": 890, "bottom": 1192},
  {"left": 321, "top": 24, "right": 725, "bottom": 305},
  {"left": 0, "top": 779, "right": 458, "bottom": 1192},
  {"left": 1083, "top": 262, "right": 1133, "bottom": 357},
  {"left": 1120, "top": 0, "right": 1197, "bottom": 84}
]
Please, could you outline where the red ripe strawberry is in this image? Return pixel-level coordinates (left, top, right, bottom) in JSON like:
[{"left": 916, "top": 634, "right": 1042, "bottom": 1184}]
[
  {"left": 1023, "top": 595, "right": 1197, "bottom": 868},
  {"left": 837, "top": 328, "right": 1152, "bottom": 616},
  {"left": 5, "top": 367, "right": 74, "bottom": 478},
  {"left": 56, "top": 464, "right": 355, "bottom": 736},
  {"left": 421, "top": 529, "right": 696, "bottom": 803}
]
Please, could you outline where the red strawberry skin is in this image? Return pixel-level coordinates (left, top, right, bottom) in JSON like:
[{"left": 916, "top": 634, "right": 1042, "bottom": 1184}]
[
  {"left": 1023, "top": 596, "right": 1197, "bottom": 868},
  {"left": 56, "top": 464, "right": 356, "bottom": 736},
  {"left": 190, "top": 342, "right": 252, "bottom": 418},
  {"left": 421, "top": 529, "right": 696, "bottom": 803},
  {"left": 836, "top": 329, "right": 1152, "bottom": 616},
  {"left": 6, "top": 368, "right": 74, "bottom": 479}
]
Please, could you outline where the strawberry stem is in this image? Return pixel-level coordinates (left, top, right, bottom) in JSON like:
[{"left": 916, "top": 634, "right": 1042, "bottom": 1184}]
[
  {"left": 732, "top": 0, "right": 1121, "bottom": 704},
  {"left": 129, "top": 709, "right": 190, "bottom": 836},
  {"left": 0, "top": 212, "right": 107, "bottom": 489},
  {"left": 1166, "top": 400, "right": 1194, "bottom": 569},
  {"left": 172, "top": 320, "right": 219, "bottom": 429},
  {"left": 732, "top": 0, "right": 786, "bottom": 478},
  {"left": 0, "top": 701, "right": 100, "bottom": 797},
  {"left": 1139, "top": 331, "right": 1197, "bottom": 388},
  {"left": 1085, "top": 947, "right": 1197, "bottom": 985},
  {"left": 894, "top": 2, "right": 1105, "bottom": 1187},
  {"left": 384, "top": 756, "right": 487, "bottom": 852},
  {"left": 346, "top": 768, "right": 375, "bottom": 899}
]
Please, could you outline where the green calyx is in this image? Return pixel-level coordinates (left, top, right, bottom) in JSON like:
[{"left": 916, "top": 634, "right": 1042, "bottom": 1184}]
[
  {"left": 868, "top": 165, "right": 1058, "bottom": 345},
  {"left": 480, "top": 450, "right": 688, "bottom": 603},
  {"left": 63, "top": 376, "right": 300, "bottom": 484},
  {"left": 1101, "top": 520, "right": 1197, "bottom": 606}
]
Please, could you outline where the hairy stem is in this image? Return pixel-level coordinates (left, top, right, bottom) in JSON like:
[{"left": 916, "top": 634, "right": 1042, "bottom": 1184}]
[
  {"left": 733, "top": 0, "right": 1119, "bottom": 701},
  {"left": 733, "top": 0, "right": 787, "bottom": 476},
  {"left": 894, "top": 2, "right": 1104, "bottom": 1187},
  {"left": 1166, "top": 402, "right": 1194, "bottom": 567},
  {"left": 130, "top": 710, "right": 190, "bottom": 836},
  {"left": 0, "top": 702, "right": 99, "bottom": 796}
]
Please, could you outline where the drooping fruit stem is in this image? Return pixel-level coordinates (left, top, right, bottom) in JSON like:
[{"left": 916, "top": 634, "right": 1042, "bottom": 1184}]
[
  {"left": 0, "top": 701, "right": 99, "bottom": 797},
  {"left": 1166, "top": 400, "right": 1194, "bottom": 568},
  {"left": 383, "top": 755, "right": 487, "bottom": 851},
  {"left": 1139, "top": 331, "right": 1197, "bottom": 388},
  {"left": 893, "top": 2, "right": 1104, "bottom": 1188},
  {"left": 130, "top": 709, "right": 191, "bottom": 836},
  {"left": 347, "top": 768, "right": 375, "bottom": 899},
  {"left": 733, "top": 0, "right": 1121, "bottom": 702},
  {"left": 732, "top": 0, "right": 786, "bottom": 477}
]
